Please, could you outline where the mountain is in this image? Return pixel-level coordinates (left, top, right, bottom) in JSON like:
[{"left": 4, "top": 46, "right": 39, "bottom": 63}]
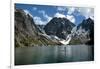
[
  {"left": 70, "top": 18, "right": 94, "bottom": 45},
  {"left": 37, "top": 25, "right": 46, "bottom": 34},
  {"left": 15, "top": 9, "right": 60, "bottom": 47},
  {"left": 44, "top": 17, "right": 75, "bottom": 39},
  {"left": 77, "top": 18, "right": 94, "bottom": 31},
  {"left": 37, "top": 25, "right": 45, "bottom": 29},
  {"left": 15, "top": 8, "right": 94, "bottom": 46}
]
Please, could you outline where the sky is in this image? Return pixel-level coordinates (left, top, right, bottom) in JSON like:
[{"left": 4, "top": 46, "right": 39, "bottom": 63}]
[{"left": 15, "top": 3, "right": 94, "bottom": 25}]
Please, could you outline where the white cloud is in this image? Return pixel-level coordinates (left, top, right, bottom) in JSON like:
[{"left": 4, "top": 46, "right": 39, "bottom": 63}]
[
  {"left": 66, "top": 15, "right": 75, "bottom": 23},
  {"left": 67, "top": 7, "right": 94, "bottom": 19},
  {"left": 67, "top": 7, "right": 75, "bottom": 15},
  {"left": 38, "top": 10, "right": 52, "bottom": 22},
  {"left": 57, "top": 7, "right": 66, "bottom": 11},
  {"left": 56, "top": 7, "right": 76, "bottom": 23},
  {"left": 44, "top": 14, "right": 52, "bottom": 22},
  {"left": 38, "top": 10, "right": 45, "bottom": 14},
  {"left": 54, "top": 12, "right": 75, "bottom": 23},
  {"left": 34, "top": 16, "right": 47, "bottom": 25},
  {"left": 54, "top": 12, "right": 66, "bottom": 18},
  {"left": 33, "top": 10, "right": 52, "bottom": 25},
  {"left": 33, "top": 7, "right": 37, "bottom": 11},
  {"left": 77, "top": 8, "right": 94, "bottom": 19}
]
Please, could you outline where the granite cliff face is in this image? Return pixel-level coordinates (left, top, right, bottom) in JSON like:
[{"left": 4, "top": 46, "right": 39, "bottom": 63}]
[
  {"left": 44, "top": 17, "right": 75, "bottom": 39},
  {"left": 15, "top": 9, "right": 60, "bottom": 47}
]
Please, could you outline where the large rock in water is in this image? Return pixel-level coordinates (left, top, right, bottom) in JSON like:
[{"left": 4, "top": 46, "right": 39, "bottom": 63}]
[
  {"left": 70, "top": 18, "right": 94, "bottom": 45},
  {"left": 44, "top": 17, "right": 75, "bottom": 39},
  {"left": 15, "top": 9, "right": 60, "bottom": 47}
]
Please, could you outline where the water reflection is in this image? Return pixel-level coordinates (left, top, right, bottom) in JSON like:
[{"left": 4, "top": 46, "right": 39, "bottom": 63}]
[{"left": 15, "top": 45, "right": 94, "bottom": 65}]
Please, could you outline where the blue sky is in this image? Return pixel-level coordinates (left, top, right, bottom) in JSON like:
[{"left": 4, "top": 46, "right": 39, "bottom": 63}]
[{"left": 15, "top": 3, "right": 94, "bottom": 25}]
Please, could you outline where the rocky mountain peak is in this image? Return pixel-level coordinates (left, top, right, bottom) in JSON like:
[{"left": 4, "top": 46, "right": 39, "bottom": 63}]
[{"left": 44, "top": 17, "right": 75, "bottom": 39}]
